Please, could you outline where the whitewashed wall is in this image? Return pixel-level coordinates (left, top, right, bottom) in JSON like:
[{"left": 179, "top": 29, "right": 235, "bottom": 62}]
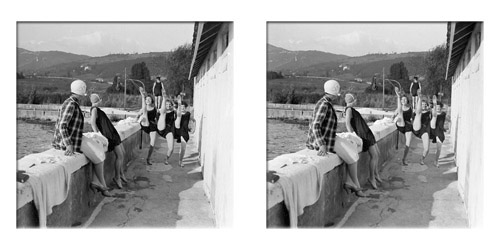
[
  {"left": 450, "top": 24, "right": 483, "bottom": 227},
  {"left": 193, "top": 23, "right": 233, "bottom": 227}
]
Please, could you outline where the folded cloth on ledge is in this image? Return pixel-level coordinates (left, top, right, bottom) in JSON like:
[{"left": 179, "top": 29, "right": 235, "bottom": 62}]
[
  {"left": 268, "top": 153, "right": 323, "bottom": 228},
  {"left": 372, "top": 117, "right": 394, "bottom": 127},
  {"left": 18, "top": 150, "right": 86, "bottom": 227},
  {"left": 116, "top": 116, "right": 138, "bottom": 127},
  {"left": 81, "top": 132, "right": 108, "bottom": 163}
]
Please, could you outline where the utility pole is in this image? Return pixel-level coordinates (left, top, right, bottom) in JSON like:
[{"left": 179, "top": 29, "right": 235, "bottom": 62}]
[
  {"left": 124, "top": 67, "right": 127, "bottom": 109},
  {"left": 382, "top": 67, "right": 385, "bottom": 110}
]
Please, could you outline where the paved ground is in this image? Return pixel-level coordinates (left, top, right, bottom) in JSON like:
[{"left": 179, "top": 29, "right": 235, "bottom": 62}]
[
  {"left": 338, "top": 132, "right": 468, "bottom": 228},
  {"left": 81, "top": 135, "right": 215, "bottom": 228}
]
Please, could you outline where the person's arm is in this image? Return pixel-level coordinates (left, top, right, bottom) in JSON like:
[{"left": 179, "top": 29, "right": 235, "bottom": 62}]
[
  {"left": 409, "top": 82, "right": 414, "bottom": 92},
  {"left": 345, "top": 108, "right": 354, "bottom": 133},
  {"left": 152, "top": 82, "right": 156, "bottom": 94},
  {"left": 418, "top": 81, "right": 422, "bottom": 90},
  {"left": 90, "top": 108, "right": 99, "bottom": 133},
  {"left": 59, "top": 102, "right": 75, "bottom": 154}
]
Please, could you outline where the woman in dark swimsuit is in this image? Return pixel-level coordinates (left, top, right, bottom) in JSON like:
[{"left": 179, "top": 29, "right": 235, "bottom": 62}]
[
  {"left": 412, "top": 89, "right": 432, "bottom": 165},
  {"left": 174, "top": 95, "right": 195, "bottom": 167},
  {"left": 394, "top": 87, "right": 413, "bottom": 165},
  {"left": 157, "top": 83, "right": 176, "bottom": 165},
  {"left": 430, "top": 95, "right": 447, "bottom": 167},
  {"left": 137, "top": 87, "right": 158, "bottom": 165},
  {"left": 410, "top": 76, "right": 421, "bottom": 110},
  {"left": 344, "top": 93, "right": 383, "bottom": 189},
  {"left": 152, "top": 77, "right": 163, "bottom": 110},
  {"left": 90, "top": 93, "right": 128, "bottom": 189}
]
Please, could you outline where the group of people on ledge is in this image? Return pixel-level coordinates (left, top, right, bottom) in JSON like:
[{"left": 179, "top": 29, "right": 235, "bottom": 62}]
[
  {"left": 305, "top": 78, "right": 447, "bottom": 197},
  {"left": 50, "top": 78, "right": 194, "bottom": 197}
]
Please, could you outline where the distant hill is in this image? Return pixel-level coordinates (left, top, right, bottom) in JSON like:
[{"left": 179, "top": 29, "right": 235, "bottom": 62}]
[
  {"left": 267, "top": 44, "right": 427, "bottom": 81},
  {"left": 17, "top": 48, "right": 170, "bottom": 80},
  {"left": 17, "top": 48, "right": 90, "bottom": 73},
  {"left": 267, "top": 44, "right": 349, "bottom": 72}
]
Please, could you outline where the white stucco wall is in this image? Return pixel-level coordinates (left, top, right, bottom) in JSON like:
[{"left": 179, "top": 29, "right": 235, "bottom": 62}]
[
  {"left": 450, "top": 23, "right": 483, "bottom": 227},
  {"left": 193, "top": 23, "right": 233, "bottom": 227}
]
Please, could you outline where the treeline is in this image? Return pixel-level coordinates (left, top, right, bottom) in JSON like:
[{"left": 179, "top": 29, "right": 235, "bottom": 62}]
[
  {"left": 106, "top": 44, "right": 193, "bottom": 101},
  {"left": 267, "top": 71, "right": 284, "bottom": 79}
]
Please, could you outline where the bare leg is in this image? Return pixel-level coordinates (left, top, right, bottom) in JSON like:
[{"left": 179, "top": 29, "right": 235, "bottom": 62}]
[
  {"left": 179, "top": 137, "right": 187, "bottom": 167},
  {"left": 146, "top": 132, "right": 157, "bottom": 165},
  {"left": 157, "top": 88, "right": 169, "bottom": 131},
  {"left": 413, "top": 90, "right": 422, "bottom": 131},
  {"left": 435, "top": 139, "right": 442, "bottom": 167},
  {"left": 367, "top": 145, "right": 379, "bottom": 189},
  {"left": 420, "top": 133, "right": 430, "bottom": 165},
  {"left": 113, "top": 144, "right": 125, "bottom": 187},
  {"left": 92, "top": 161, "right": 108, "bottom": 189},
  {"left": 165, "top": 132, "right": 174, "bottom": 164},
  {"left": 402, "top": 131, "right": 412, "bottom": 165},
  {"left": 139, "top": 88, "right": 149, "bottom": 127}
]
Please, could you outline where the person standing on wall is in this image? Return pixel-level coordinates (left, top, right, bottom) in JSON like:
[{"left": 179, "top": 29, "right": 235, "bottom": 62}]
[
  {"left": 344, "top": 93, "right": 383, "bottom": 190},
  {"left": 89, "top": 93, "right": 128, "bottom": 189},
  {"left": 409, "top": 76, "right": 421, "bottom": 110},
  {"left": 52, "top": 80, "right": 111, "bottom": 197},
  {"left": 306, "top": 80, "right": 367, "bottom": 197},
  {"left": 152, "top": 76, "right": 163, "bottom": 110}
]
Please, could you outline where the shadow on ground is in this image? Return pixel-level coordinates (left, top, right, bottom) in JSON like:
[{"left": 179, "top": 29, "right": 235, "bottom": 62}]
[
  {"left": 80, "top": 135, "right": 214, "bottom": 228},
  {"left": 341, "top": 132, "right": 467, "bottom": 228}
]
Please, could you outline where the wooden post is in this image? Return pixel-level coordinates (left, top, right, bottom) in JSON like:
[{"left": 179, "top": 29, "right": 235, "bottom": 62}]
[
  {"left": 382, "top": 67, "right": 385, "bottom": 110},
  {"left": 124, "top": 67, "right": 127, "bottom": 109}
]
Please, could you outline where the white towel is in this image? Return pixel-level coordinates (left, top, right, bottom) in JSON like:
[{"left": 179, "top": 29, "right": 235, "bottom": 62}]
[
  {"left": 81, "top": 132, "right": 108, "bottom": 163},
  {"left": 18, "top": 150, "right": 85, "bottom": 227}
]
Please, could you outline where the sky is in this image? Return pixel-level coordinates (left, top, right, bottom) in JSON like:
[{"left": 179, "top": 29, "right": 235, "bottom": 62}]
[
  {"left": 17, "top": 22, "right": 194, "bottom": 57},
  {"left": 268, "top": 22, "right": 448, "bottom": 56}
]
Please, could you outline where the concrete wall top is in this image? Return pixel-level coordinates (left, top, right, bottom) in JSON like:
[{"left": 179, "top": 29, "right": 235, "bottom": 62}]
[
  {"left": 17, "top": 115, "right": 141, "bottom": 209},
  {"left": 267, "top": 103, "right": 395, "bottom": 117},
  {"left": 267, "top": 119, "right": 396, "bottom": 209},
  {"left": 17, "top": 104, "right": 139, "bottom": 117}
]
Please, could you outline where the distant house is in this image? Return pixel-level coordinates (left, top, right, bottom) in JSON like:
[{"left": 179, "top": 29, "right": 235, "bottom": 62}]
[
  {"left": 445, "top": 22, "right": 483, "bottom": 227},
  {"left": 189, "top": 22, "right": 233, "bottom": 227}
]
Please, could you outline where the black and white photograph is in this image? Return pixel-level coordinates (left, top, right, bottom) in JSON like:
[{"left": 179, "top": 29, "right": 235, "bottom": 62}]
[
  {"left": 266, "top": 22, "right": 483, "bottom": 228},
  {"left": 16, "top": 22, "right": 233, "bottom": 228}
]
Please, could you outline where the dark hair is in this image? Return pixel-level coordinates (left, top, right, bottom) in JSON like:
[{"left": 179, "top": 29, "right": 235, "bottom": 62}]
[
  {"left": 146, "top": 95, "right": 155, "bottom": 105},
  {"left": 156, "top": 76, "right": 161, "bottom": 80},
  {"left": 414, "top": 76, "right": 419, "bottom": 80},
  {"left": 436, "top": 101, "right": 443, "bottom": 108},
  {"left": 181, "top": 101, "right": 188, "bottom": 107}
]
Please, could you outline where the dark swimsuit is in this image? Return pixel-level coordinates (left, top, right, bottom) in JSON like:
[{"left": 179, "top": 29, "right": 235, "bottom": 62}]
[
  {"left": 91, "top": 107, "right": 122, "bottom": 152},
  {"left": 175, "top": 112, "right": 191, "bottom": 143},
  {"left": 140, "top": 107, "right": 158, "bottom": 133},
  {"left": 412, "top": 111, "right": 431, "bottom": 139},
  {"left": 158, "top": 110, "right": 176, "bottom": 138},
  {"left": 431, "top": 112, "right": 446, "bottom": 143},
  {"left": 396, "top": 107, "right": 413, "bottom": 134},
  {"left": 411, "top": 82, "right": 420, "bottom": 97},
  {"left": 346, "top": 107, "right": 377, "bottom": 152},
  {"left": 154, "top": 82, "right": 162, "bottom": 97}
]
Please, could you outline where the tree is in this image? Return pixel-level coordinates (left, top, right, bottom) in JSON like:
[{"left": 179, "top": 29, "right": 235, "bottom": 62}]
[
  {"left": 389, "top": 61, "right": 411, "bottom": 93},
  {"left": 130, "top": 62, "right": 151, "bottom": 94},
  {"left": 165, "top": 44, "right": 193, "bottom": 99},
  {"left": 423, "top": 43, "right": 451, "bottom": 99}
]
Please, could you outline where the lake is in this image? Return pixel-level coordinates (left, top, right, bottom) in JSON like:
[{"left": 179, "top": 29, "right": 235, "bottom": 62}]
[{"left": 17, "top": 119, "right": 94, "bottom": 160}]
